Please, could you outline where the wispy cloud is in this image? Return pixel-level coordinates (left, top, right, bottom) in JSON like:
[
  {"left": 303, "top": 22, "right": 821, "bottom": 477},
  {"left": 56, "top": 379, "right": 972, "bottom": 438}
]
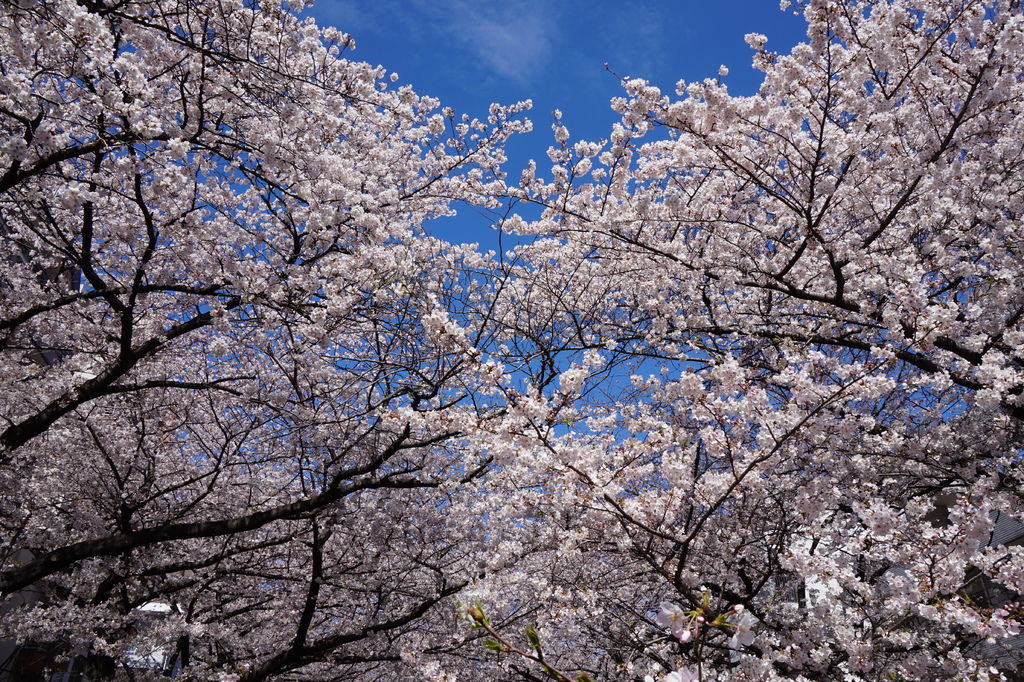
[
  {"left": 445, "top": 0, "right": 555, "bottom": 83},
  {"left": 319, "top": 0, "right": 557, "bottom": 85}
]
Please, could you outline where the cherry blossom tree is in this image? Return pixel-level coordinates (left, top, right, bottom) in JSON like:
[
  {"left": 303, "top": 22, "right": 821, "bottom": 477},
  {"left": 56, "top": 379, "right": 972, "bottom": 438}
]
[
  {"left": 464, "top": 0, "right": 1024, "bottom": 680},
  {"left": 6, "top": 0, "right": 1024, "bottom": 680},
  {"left": 0, "top": 0, "right": 532, "bottom": 678}
]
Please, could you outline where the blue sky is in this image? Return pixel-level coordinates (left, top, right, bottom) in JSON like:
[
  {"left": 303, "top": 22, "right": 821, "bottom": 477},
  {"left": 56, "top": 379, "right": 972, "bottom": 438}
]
[{"left": 308, "top": 1, "right": 809, "bottom": 243}]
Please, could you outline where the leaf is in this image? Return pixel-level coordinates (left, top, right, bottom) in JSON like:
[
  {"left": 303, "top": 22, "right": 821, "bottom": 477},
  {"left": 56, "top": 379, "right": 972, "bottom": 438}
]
[
  {"left": 541, "top": 664, "right": 569, "bottom": 680},
  {"left": 525, "top": 625, "right": 542, "bottom": 650},
  {"left": 482, "top": 638, "right": 504, "bottom": 652}
]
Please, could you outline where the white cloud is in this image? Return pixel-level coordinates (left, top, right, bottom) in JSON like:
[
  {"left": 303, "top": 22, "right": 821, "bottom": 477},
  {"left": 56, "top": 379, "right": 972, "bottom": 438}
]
[
  {"left": 447, "top": 1, "right": 554, "bottom": 83},
  {"left": 319, "top": 0, "right": 556, "bottom": 84}
]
